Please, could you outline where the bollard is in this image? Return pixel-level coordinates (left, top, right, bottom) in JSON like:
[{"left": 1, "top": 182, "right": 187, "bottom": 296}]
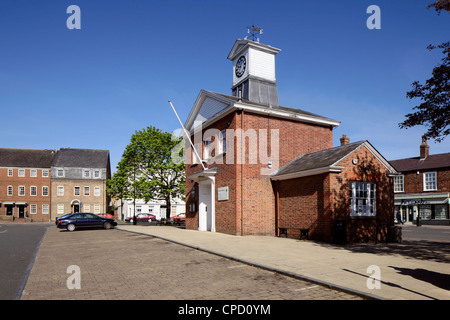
[{"left": 416, "top": 215, "right": 421, "bottom": 227}]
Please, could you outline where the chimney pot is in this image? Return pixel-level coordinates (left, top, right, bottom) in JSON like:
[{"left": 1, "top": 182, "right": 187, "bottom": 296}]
[
  {"left": 420, "top": 136, "right": 429, "bottom": 159},
  {"left": 340, "top": 134, "right": 350, "bottom": 146}
]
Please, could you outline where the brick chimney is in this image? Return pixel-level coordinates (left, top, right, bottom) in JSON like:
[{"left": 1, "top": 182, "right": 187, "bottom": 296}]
[
  {"left": 420, "top": 136, "right": 429, "bottom": 159},
  {"left": 340, "top": 134, "right": 350, "bottom": 146}
]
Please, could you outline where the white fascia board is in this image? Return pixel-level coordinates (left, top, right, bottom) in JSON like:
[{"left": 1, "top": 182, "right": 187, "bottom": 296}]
[
  {"left": 188, "top": 105, "right": 235, "bottom": 136},
  {"left": 331, "top": 141, "right": 398, "bottom": 174},
  {"left": 227, "top": 40, "right": 280, "bottom": 61},
  {"left": 184, "top": 90, "right": 235, "bottom": 132},
  {"left": 235, "top": 103, "right": 340, "bottom": 128},
  {"left": 271, "top": 166, "right": 344, "bottom": 181}
]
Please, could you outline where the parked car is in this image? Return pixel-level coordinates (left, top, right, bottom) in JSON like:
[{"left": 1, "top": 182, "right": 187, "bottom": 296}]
[
  {"left": 55, "top": 213, "right": 73, "bottom": 226},
  {"left": 172, "top": 213, "right": 186, "bottom": 225},
  {"left": 98, "top": 213, "right": 115, "bottom": 220},
  {"left": 125, "top": 213, "right": 156, "bottom": 223},
  {"left": 56, "top": 213, "right": 117, "bottom": 232}
]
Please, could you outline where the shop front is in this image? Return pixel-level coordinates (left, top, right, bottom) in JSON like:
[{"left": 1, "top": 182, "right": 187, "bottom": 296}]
[{"left": 394, "top": 192, "right": 450, "bottom": 225}]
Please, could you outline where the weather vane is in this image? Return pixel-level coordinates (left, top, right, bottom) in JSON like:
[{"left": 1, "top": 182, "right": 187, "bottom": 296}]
[{"left": 244, "top": 25, "right": 263, "bottom": 42}]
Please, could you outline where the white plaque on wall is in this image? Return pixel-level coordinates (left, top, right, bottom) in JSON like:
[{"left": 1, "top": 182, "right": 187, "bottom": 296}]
[{"left": 217, "top": 186, "right": 229, "bottom": 201}]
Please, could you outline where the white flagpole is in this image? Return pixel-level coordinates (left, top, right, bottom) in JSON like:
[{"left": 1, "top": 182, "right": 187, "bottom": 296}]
[{"left": 168, "top": 100, "right": 206, "bottom": 170}]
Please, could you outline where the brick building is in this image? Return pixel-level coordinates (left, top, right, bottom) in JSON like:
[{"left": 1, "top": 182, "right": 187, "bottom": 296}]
[
  {"left": 0, "top": 148, "right": 111, "bottom": 222},
  {"left": 50, "top": 148, "right": 111, "bottom": 221},
  {"left": 390, "top": 137, "right": 450, "bottom": 225},
  {"left": 183, "top": 39, "right": 397, "bottom": 242},
  {"left": 0, "top": 148, "right": 56, "bottom": 222}
]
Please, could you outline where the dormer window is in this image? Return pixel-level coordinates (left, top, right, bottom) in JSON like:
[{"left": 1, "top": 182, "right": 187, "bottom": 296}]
[{"left": 57, "top": 169, "right": 64, "bottom": 177}]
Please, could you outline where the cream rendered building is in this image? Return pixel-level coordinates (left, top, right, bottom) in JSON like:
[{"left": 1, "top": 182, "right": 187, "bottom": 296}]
[{"left": 51, "top": 148, "right": 111, "bottom": 220}]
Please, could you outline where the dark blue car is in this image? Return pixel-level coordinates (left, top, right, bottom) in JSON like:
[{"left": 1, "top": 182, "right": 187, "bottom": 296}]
[{"left": 56, "top": 213, "right": 117, "bottom": 231}]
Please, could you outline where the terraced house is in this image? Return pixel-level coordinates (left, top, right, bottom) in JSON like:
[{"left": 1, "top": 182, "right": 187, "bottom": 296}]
[
  {"left": 0, "top": 148, "right": 56, "bottom": 222},
  {"left": 50, "top": 148, "right": 111, "bottom": 221},
  {"left": 0, "top": 148, "right": 111, "bottom": 222}
]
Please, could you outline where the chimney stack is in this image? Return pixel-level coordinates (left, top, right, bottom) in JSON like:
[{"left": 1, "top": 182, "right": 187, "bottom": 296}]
[
  {"left": 340, "top": 134, "right": 350, "bottom": 146},
  {"left": 420, "top": 136, "right": 429, "bottom": 159}
]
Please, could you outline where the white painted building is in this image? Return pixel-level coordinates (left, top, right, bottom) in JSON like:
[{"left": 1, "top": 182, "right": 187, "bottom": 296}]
[{"left": 117, "top": 197, "right": 185, "bottom": 221}]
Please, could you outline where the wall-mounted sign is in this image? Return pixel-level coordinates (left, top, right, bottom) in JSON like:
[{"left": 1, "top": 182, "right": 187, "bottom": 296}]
[
  {"left": 218, "top": 186, "right": 229, "bottom": 201},
  {"left": 401, "top": 200, "right": 428, "bottom": 205}
]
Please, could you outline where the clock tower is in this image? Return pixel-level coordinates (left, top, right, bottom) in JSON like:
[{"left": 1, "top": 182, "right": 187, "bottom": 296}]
[{"left": 227, "top": 39, "right": 281, "bottom": 107}]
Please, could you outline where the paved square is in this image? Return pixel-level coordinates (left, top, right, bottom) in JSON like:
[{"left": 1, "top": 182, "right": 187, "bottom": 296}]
[{"left": 21, "top": 227, "right": 362, "bottom": 300}]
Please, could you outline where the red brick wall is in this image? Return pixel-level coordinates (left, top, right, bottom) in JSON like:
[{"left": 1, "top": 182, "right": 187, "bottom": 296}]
[
  {"left": 0, "top": 168, "right": 52, "bottom": 222},
  {"left": 277, "top": 144, "right": 394, "bottom": 243},
  {"left": 185, "top": 108, "right": 334, "bottom": 236},
  {"left": 401, "top": 168, "right": 450, "bottom": 194},
  {"left": 332, "top": 145, "right": 394, "bottom": 243}
]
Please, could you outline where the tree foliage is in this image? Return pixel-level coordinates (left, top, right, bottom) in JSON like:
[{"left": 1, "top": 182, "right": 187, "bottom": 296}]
[
  {"left": 399, "top": 1, "right": 450, "bottom": 142},
  {"left": 107, "top": 126, "right": 185, "bottom": 221}
]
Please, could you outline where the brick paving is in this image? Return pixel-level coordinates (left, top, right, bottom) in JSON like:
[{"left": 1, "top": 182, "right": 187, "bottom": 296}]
[{"left": 21, "top": 227, "right": 362, "bottom": 300}]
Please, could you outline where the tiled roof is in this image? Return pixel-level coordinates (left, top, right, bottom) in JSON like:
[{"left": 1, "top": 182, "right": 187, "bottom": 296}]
[
  {"left": 214, "top": 91, "right": 339, "bottom": 126},
  {"left": 272, "top": 141, "right": 366, "bottom": 177},
  {"left": 52, "top": 148, "right": 109, "bottom": 168},
  {"left": 0, "top": 148, "right": 57, "bottom": 168},
  {"left": 389, "top": 152, "right": 450, "bottom": 172}
]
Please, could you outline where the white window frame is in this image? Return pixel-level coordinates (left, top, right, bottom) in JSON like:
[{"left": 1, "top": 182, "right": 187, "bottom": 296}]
[
  {"left": 94, "top": 186, "right": 100, "bottom": 197},
  {"left": 30, "top": 204, "right": 37, "bottom": 215},
  {"left": 57, "top": 186, "right": 64, "bottom": 196},
  {"left": 30, "top": 186, "right": 37, "bottom": 196},
  {"left": 57, "top": 204, "right": 64, "bottom": 214},
  {"left": 7, "top": 185, "right": 13, "bottom": 196},
  {"left": 56, "top": 168, "right": 65, "bottom": 177},
  {"left": 18, "top": 186, "right": 25, "bottom": 196},
  {"left": 94, "top": 170, "right": 101, "bottom": 178},
  {"left": 83, "top": 169, "right": 91, "bottom": 178},
  {"left": 42, "top": 169, "right": 49, "bottom": 177},
  {"left": 394, "top": 175, "right": 404, "bottom": 193},
  {"left": 350, "top": 181, "right": 376, "bottom": 217},
  {"left": 42, "top": 204, "right": 49, "bottom": 215},
  {"left": 84, "top": 186, "right": 90, "bottom": 196},
  {"left": 94, "top": 204, "right": 100, "bottom": 214},
  {"left": 30, "top": 169, "right": 37, "bottom": 177},
  {"left": 192, "top": 144, "right": 200, "bottom": 164},
  {"left": 423, "top": 172, "right": 437, "bottom": 191},
  {"left": 42, "top": 186, "right": 49, "bottom": 196},
  {"left": 84, "top": 204, "right": 90, "bottom": 212},
  {"left": 220, "top": 130, "right": 227, "bottom": 154},
  {"left": 204, "top": 139, "right": 211, "bottom": 160},
  {"left": 18, "top": 169, "right": 25, "bottom": 177},
  {"left": 74, "top": 186, "right": 80, "bottom": 196},
  {"left": 7, "top": 169, "right": 13, "bottom": 177}
]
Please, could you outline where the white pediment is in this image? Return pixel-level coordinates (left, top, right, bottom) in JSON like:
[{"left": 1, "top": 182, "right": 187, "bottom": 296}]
[{"left": 185, "top": 90, "right": 236, "bottom": 132}]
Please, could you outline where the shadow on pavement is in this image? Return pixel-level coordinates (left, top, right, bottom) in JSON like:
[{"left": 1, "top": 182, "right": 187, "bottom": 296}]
[
  {"left": 312, "top": 240, "right": 450, "bottom": 264},
  {"left": 388, "top": 266, "right": 450, "bottom": 291}
]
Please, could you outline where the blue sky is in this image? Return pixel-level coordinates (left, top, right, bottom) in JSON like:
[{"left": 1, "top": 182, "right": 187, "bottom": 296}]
[{"left": 1, "top": 0, "right": 449, "bottom": 172}]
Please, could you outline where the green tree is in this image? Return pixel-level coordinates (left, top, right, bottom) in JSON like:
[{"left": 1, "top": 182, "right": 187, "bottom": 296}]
[
  {"left": 108, "top": 126, "right": 185, "bottom": 224},
  {"left": 399, "top": 1, "right": 450, "bottom": 142},
  {"left": 107, "top": 145, "right": 143, "bottom": 224}
]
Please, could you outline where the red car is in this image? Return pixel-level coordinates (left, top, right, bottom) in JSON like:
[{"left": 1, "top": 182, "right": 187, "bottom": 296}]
[
  {"left": 98, "top": 213, "right": 115, "bottom": 220},
  {"left": 125, "top": 213, "right": 156, "bottom": 223},
  {"left": 172, "top": 213, "right": 186, "bottom": 225}
]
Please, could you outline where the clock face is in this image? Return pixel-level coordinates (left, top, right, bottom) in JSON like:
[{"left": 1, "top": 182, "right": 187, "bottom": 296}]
[{"left": 235, "top": 56, "right": 246, "bottom": 78}]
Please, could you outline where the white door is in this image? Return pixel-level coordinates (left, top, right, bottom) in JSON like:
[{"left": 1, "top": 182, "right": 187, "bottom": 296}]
[{"left": 198, "top": 180, "right": 212, "bottom": 231}]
